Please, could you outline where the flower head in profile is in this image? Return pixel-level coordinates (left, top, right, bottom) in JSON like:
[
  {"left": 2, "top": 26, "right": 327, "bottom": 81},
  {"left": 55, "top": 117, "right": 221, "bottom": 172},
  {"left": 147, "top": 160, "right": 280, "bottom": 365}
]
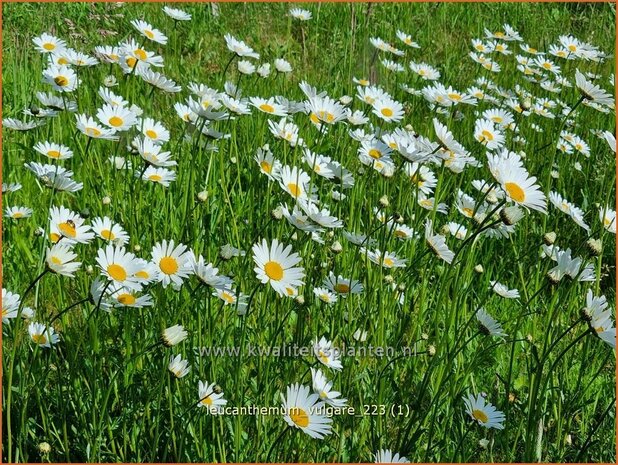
[
  {"left": 290, "top": 8, "right": 312, "bottom": 20},
  {"left": 161, "top": 324, "right": 188, "bottom": 347},
  {"left": 374, "top": 449, "right": 410, "bottom": 463},
  {"left": 198, "top": 380, "right": 227, "bottom": 413},
  {"left": 313, "top": 336, "right": 342, "bottom": 370}
]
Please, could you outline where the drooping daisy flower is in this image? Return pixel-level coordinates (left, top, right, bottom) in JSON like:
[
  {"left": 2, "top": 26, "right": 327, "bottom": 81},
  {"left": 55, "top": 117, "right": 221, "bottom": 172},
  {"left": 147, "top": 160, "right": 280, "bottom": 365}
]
[
  {"left": 463, "top": 393, "right": 505, "bottom": 429},
  {"left": 28, "top": 322, "right": 60, "bottom": 348},
  {"left": 311, "top": 368, "right": 347, "bottom": 407},
  {"left": 425, "top": 220, "right": 454, "bottom": 264},
  {"left": 289, "top": 8, "right": 312, "bottom": 20},
  {"left": 362, "top": 248, "right": 407, "bottom": 268},
  {"left": 224, "top": 34, "right": 259, "bottom": 59},
  {"left": 252, "top": 239, "right": 305, "bottom": 297},
  {"left": 281, "top": 383, "right": 332, "bottom": 439},
  {"left": 582, "top": 290, "right": 614, "bottom": 336},
  {"left": 189, "top": 254, "right": 233, "bottom": 290},
  {"left": 168, "top": 354, "right": 190, "bottom": 378},
  {"left": 374, "top": 449, "right": 410, "bottom": 463},
  {"left": 46, "top": 243, "right": 81, "bottom": 277},
  {"left": 575, "top": 69, "right": 614, "bottom": 107},
  {"left": 151, "top": 240, "right": 193, "bottom": 288},
  {"left": 599, "top": 207, "right": 616, "bottom": 234},
  {"left": 140, "top": 69, "right": 182, "bottom": 93},
  {"left": 161, "top": 324, "right": 188, "bottom": 347},
  {"left": 476, "top": 308, "right": 507, "bottom": 338},
  {"left": 198, "top": 380, "right": 227, "bottom": 413},
  {"left": 490, "top": 281, "right": 520, "bottom": 299},
  {"left": 313, "top": 336, "right": 343, "bottom": 370},
  {"left": 163, "top": 6, "right": 191, "bottom": 21},
  {"left": 2, "top": 289, "right": 21, "bottom": 323}
]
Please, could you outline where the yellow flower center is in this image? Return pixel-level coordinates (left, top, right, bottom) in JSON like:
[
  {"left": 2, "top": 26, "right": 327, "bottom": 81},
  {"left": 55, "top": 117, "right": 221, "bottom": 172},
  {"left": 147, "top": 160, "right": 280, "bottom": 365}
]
[
  {"left": 505, "top": 182, "right": 525, "bottom": 203},
  {"left": 201, "top": 396, "right": 213, "bottom": 406},
  {"left": 359, "top": 79, "right": 369, "bottom": 86},
  {"left": 144, "top": 30, "right": 155, "bottom": 39},
  {"left": 381, "top": 108, "right": 394, "bottom": 117},
  {"left": 47, "top": 150, "right": 62, "bottom": 158},
  {"left": 287, "top": 183, "right": 301, "bottom": 197},
  {"left": 126, "top": 57, "right": 138, "bottom": 68},
  {"left": 382, "top": 257, "right": 394, "bottom": 267},
  {"left": 149, "top": 174, "right": 163, "bottom": 182},
  {"left": 50, "top": 256, "right": 63, "bottom": 265},
  {"left": 58, "top": 57, "right": 69, "bottom": 65},
  {"left": 264, "top": 261, "right": 284, "bottom": 281},
  {"left": 54, "top": 76, "right": 69, "bottom": 87},
  {"left": 109, "top": 116, "right": 124, "bottom": 127},
  {"left": 368, "top": 149, "right": 382, "bottom": 160},
  {"left": 86, "top": 127, "right": 102, "bottom": 137},
  {"left": 472, "top": 409, "right": 488, "bottom": 423},
  {"left": 117, "top": 293, "right": 136, "bottom": 305},
  {"left": 58, "top": 222, "right": 77, "bottom": 238},
  {"left": 145, "top": 129, "right": 158, "bottom": 139},
  {"left": 481, "top": 130, "right": 494, "bottom": 141},
  {"left": 135, "top": 270, "right": 149, "bottom": 279},
  {"left": 100, "top": 229, "right": 116, "bottom": 240},
  {"left": 289, "top": 407, "right": 309, "bottom": 427},
  {"left": 221, "top": 291, "right": 235, "bottom": 304},
  {"left": 134, "top": 49, "right": 148, "bottom": 61},
  {"left": 259, "top": 103, "right": 275, "bottom": 113},
  {"left": 160, "top": 256, "right": 179, "bottom": 275},
  {"left": 43, "top": 43, "right": 56, "bottom": 51},
  {"left": 107, "top": 264, "right": 127, "bottom": 281},
  {"left": 32, "top": 333, "right": 48, "bottom": 344},
  {"left": 448, "top": 93, "right": 462, "bottom": 101},
  {"left": 49, "top": 232, "right": 61, "bottom": 243},
  {"left": 334, "top": 283, "right": 350, "bottom": 293},
  {"left": 260, "top": 161, "right": 272, "bottom": 173},
  {"left": 12, "top": 212, "right": 24, "bottom": 219}
]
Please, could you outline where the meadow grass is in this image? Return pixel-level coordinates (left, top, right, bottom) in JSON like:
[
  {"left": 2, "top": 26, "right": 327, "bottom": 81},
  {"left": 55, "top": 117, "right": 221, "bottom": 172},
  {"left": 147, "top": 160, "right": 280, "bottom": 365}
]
[{"left": 1, "top": 2, "right": 616, "bottom": 463}]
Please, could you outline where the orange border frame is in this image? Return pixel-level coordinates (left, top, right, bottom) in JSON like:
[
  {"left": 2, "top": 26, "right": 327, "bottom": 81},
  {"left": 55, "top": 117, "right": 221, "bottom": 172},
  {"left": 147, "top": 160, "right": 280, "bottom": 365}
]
[{"left": 0, "top": 1, "right": 615, "bottom": 464}]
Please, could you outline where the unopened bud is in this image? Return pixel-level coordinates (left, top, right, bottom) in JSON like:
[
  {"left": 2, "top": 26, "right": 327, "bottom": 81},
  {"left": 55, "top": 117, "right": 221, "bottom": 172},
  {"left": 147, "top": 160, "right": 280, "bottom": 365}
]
[
  {"left": 197, "top": 190, "right": 209, "bottom": 202},
  {"left": 330, "top": 240, "right": 343, "bottom": 254},
  {"left": 102, "top": 196, "right": 111, "bottom": 205},
  {"left": 543, "top": 232, "right": 556, "bottom": 245},
  {"left": 586, "top": 238, "right": 602, "bottom": 256},
  {"left": 379, "top": 195, "right": 389, "bottom": 207},
  {"left": 474, "top": 264, "right": 484, "bottom": 274}
]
